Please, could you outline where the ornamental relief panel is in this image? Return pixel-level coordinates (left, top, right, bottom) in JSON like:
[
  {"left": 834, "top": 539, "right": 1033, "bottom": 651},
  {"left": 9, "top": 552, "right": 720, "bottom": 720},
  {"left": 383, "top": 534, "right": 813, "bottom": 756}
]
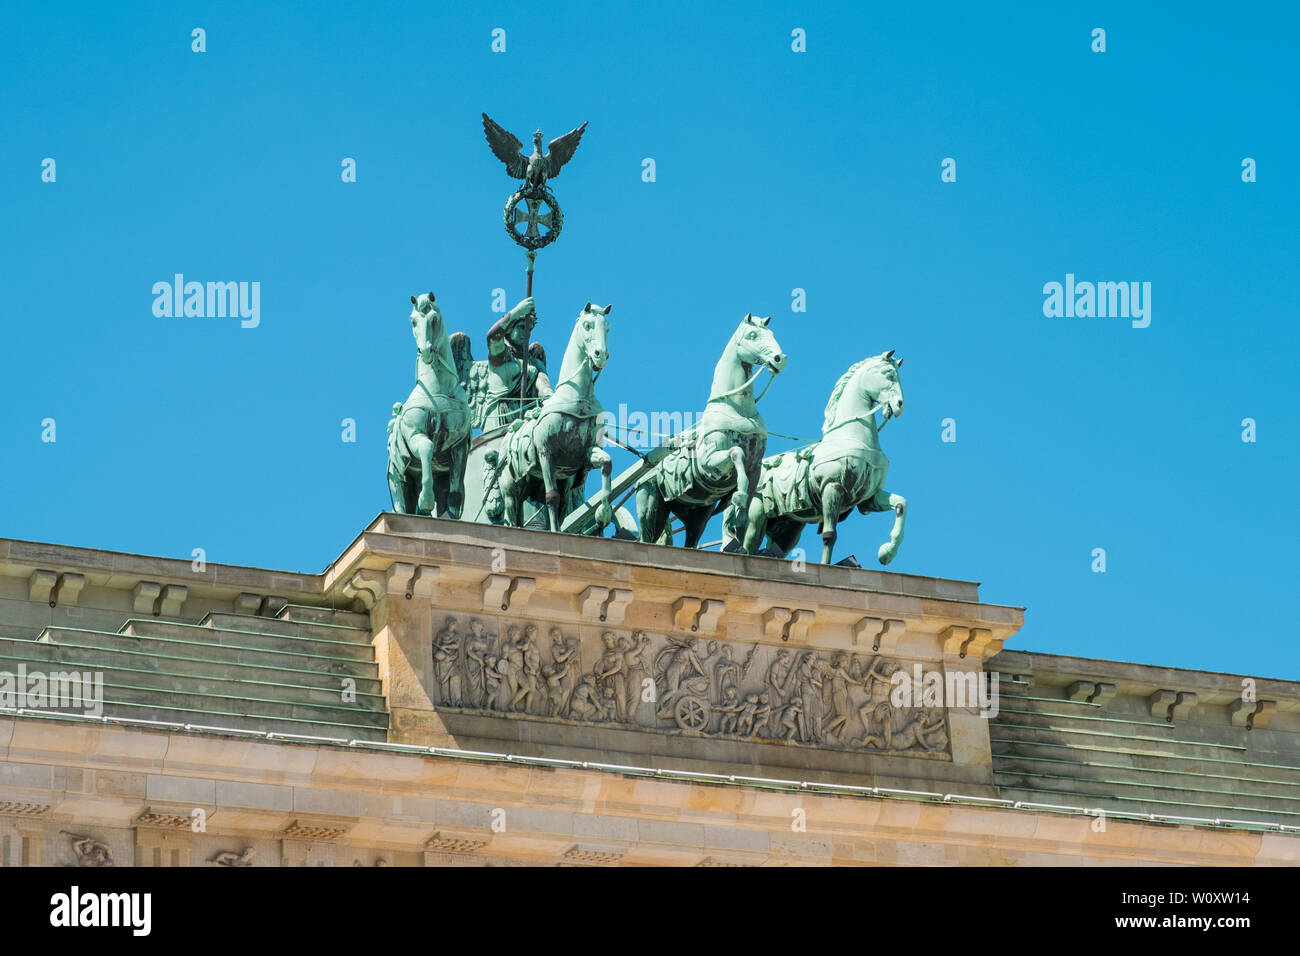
[{"left": 428, "top": 615, "right": 952, "bottom": 759}]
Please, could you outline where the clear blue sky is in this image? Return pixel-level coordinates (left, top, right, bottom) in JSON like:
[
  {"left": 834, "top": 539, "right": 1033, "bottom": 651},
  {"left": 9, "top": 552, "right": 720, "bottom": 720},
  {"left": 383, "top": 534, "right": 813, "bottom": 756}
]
[{"left": 1, "top": 2, "right": 1296, "bottom": 678}]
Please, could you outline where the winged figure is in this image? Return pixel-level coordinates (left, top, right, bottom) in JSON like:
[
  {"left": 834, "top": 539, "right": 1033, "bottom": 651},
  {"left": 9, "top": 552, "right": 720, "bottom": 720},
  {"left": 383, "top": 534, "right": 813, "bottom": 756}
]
[{"left": 482, "top": 113, "right": 588, "bottom": 188}]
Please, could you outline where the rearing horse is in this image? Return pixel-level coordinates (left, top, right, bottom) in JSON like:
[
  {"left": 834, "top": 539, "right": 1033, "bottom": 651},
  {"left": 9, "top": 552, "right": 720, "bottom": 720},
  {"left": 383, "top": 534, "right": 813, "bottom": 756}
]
[
  {"left": 499, "top": 303, "right": 614, "bottom": 532},
  {"left": 743, "top": 351, "right": 907, "bottom": 565},
  {"left": 386, "top": 293, "right": 472, "bottom": 517},
  {"left": 637, "top": 314, "right": 787, "bottom": 550}
]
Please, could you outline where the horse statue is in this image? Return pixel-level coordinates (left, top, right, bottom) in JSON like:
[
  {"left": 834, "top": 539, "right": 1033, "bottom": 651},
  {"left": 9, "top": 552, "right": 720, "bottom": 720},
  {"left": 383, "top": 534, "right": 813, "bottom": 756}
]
[
  {"left": 498, "top": 303, "right": 614, "bottom": 532},
  {"left": 743, "top": 351, "right": 907, "bottom": 565},
  {"left": 636, "top": 314, "right": 787, "bottom": 550},
  {"left": 386, "top": 292, "right": 472, "bottom": 517}
]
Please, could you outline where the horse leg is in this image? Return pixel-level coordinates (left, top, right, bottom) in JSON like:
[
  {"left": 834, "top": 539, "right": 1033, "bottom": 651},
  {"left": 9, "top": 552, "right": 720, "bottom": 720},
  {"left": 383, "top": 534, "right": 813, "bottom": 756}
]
[
  {"left": 820, "top": 481, "right": 846, "bottom": 564},
  {"left": 445, "top": 437, "right": 468, "bottom": 520},
  {"left": 536, "top": 441, "right": 561, "bottom": 532},
  {"left": 589, "top": 446, "right": 614, "bottom": 528},
  {"left": 408, "top": 432, "right": 437, "bottom": 515},
  {"left": 636, "top": 482, "right": 668, "bottom": 545},
  {"left": 433, "top": 473, "right": 449, "bottom": 518},
  {"left": 498, "top": 463, "right": 521, "bottom": 528},
  {"left": 388, "top": 468, "right": 408, "bottom": 514},
  {"left": 868, "top": 489, "right": 908, "bottom": 565},
  {"left": 680, "top": 505, "right": 712, "bottom": 549},
  {"left": 743, "top": 496, "right": 767, "bottom": 554},
  {"left": 723, "top": 447, "right": 752, "bottom": 552},
  {"left": 763, "top": 517, "right": 804, "bottom": 559}
]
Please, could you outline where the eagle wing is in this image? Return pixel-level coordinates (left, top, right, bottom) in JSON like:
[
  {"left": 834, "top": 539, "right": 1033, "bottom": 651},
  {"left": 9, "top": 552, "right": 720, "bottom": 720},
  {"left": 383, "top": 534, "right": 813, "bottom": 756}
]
[
  {"left": 544, "top": 122, "right": 588, "bottom": 180},
  {"left": 481, "top": 113, "right": 528, "bottom": 179}
]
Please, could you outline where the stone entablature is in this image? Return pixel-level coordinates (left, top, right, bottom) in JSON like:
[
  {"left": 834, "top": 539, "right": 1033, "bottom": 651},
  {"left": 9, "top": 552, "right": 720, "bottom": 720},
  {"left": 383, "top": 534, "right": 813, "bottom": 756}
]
[
  {"left": 312, "top": 516, "right": 1025, "bottom": 791},
  {"left": 2, "top": 717, "right": 1297, "bottom": 867},
  {"left": 4, "top": 518, "right": 1300, "bottom": 863}
]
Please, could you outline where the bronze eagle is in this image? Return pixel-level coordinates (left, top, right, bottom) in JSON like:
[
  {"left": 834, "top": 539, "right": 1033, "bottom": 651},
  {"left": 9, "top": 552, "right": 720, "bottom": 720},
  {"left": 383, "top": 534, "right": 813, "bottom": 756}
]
[{"left": 481, "top": 113, "right": 588, "bottom": 188}]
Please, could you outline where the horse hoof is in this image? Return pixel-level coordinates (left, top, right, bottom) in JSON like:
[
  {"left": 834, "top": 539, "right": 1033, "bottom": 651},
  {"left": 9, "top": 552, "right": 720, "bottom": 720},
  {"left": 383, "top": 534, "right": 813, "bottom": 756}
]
[
  {"left": 721, "top": 540, "right": 747, "bottom": 554},
  {"left": 877, "top": 543, "right": 896, "bottom": 565}
]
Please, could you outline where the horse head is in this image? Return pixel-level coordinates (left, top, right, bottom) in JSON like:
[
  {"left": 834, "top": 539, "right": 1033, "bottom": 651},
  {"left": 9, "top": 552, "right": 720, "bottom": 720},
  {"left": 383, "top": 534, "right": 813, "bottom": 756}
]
[
  {"left": 577, "top": 302, "right": 612, "bottom": 371},
  {"left": 826, "top": 350, "right": 905, "bottom": 432},
  {"left": 734, "top": 314, "right": 787, "bottom": 373},
  {"left": 867, "top": 349, "right": 905, "bottom": 421},
  {"left": 409, "top": 292, "right": 444, "bottom": 366}
]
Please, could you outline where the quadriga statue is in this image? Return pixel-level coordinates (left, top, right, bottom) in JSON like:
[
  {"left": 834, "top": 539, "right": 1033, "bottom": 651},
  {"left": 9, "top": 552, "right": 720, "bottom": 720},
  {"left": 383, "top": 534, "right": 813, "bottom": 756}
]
[
  {"left": 744, "top": 351, "right": 907, "bottom": 565},
  {"left": 386, "top": 293, "right": 472, "bottom": 517}
]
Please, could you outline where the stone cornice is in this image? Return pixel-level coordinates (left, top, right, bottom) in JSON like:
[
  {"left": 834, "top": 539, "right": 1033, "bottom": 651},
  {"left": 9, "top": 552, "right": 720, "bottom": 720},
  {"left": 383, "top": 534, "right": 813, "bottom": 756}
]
[
  {"left": 323, "top": 515, "right": 1026, "bottom": 663},
  {"left": 990, "top": 648, "right": 1300, "bottom": 712}
]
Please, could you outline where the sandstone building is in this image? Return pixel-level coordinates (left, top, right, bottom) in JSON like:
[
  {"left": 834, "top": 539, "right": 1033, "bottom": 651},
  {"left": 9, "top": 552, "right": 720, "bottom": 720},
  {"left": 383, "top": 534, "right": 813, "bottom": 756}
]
[{"left": 1, "top": 515, "right": 1296, "bottom": 866}]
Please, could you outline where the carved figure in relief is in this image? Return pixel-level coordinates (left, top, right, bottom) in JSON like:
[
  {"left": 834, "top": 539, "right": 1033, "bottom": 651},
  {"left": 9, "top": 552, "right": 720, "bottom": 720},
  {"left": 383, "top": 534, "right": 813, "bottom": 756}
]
[
  {"left": 550, "top": 627, "right": 582, "bottom": 713},
  {"left": 752, "top": 693, "right": 773, "bottom": 737},
  {"left": 851, "top": 657, "right": 900, "bottom": 748},
  {"left": 716, "top": 686, "right": 743, "bottom": 735},
  {"left": 594, "top": 631, "right": 629, "bottom": 721},
  {"left": 711, "top": 645, "right": 740, "bottom": 704},
  {"left": 766, "top": 648, "right": 797, "bottom": 707},
  {"left": 63, "top": 832, "right": 114, "bottom": 867},
  {"left": 821, "top": 652, "right": 860, "bottom": 742},
  {"left": 210, "top": 847, "right": 256, "bottom": 867},
  {"left": 736, "top": 694, "right": 761, "bottom": 737},
  {"left": 780, "top": 698, "right": 803, "bottom": 740},
  {"left": 464, "top": 619, "right": 492, "bottom": 707},
  {"left": 484, "top": 656, "right": 504, "bottom": 710},
  {"left": 794, "top": 652, "right": 825, "bottom": 742},
  {"left": 500, "top": 627, "right": 527, "bottom": 710},
  {"left": 521, "top": 624, "right": 545, "bottom": 714},
  {"left": 621, "top": 631, "right": 651, "bottom": 719},
  {"left": 654, "top": 636, "right": 707, "bottom": 712},
  {"left": 432, "top": 616, "right": 464, "bottom": 706},
  {"left": 889, "top": 707, "right": 948, "bottom": 752},
  {"left": 542, "top": 659, "right": 568, "bottom": 716},
  {"left": 568, "top": 673, "right": 606, "bottom": 721}
]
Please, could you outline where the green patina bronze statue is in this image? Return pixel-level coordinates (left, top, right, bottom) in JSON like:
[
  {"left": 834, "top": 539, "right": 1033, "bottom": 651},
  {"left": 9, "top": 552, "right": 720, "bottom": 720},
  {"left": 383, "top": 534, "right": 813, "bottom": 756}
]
[
  {"left": 386, "top": 293, "right": 472, "bottom": 517},
  {"left": 382, "top": 115, "right": 915, "bottom": 568},
  {"left": 635, "top": 315, "right": 787, "bottom": 551},
  {"left": 497, "top": 303, "right": 614, "bottom": 532},
  {"left": 453, "top": 297, "right": 553, "bottom": 431},
  {"left": 744, "top": 351, "right": 907, "bottom": 565}
]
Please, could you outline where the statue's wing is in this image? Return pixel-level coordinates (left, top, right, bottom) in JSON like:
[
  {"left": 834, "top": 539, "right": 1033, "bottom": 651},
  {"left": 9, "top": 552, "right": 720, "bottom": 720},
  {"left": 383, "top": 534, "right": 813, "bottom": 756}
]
[
  {"left": 450, "top": 331, "right": 474, "bottom": 388},
  {"left": 527, "top": 340, "right": 547, "bottom": 372},
  {"left": 467, "top": 361, "right": 490, "bottom": 429},
  {"left": 544, "top": 122, "right": 588, "bottom": 180},
  {"left": 481, "top": 113, "right": 528, "bottom": 179}
]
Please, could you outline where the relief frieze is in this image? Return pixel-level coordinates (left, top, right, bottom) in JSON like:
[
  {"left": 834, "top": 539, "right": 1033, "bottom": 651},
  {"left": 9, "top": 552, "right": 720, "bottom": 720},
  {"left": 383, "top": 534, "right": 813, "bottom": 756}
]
[{"left": 427, "top": 615, "right": 953, "bottom": 759}]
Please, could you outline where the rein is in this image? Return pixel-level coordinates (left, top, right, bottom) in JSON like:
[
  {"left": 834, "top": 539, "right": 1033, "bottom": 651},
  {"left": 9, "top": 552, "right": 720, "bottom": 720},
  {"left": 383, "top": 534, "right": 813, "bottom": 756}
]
[{"left": 707, "top": 362, "right": 778, "bottom": 404}]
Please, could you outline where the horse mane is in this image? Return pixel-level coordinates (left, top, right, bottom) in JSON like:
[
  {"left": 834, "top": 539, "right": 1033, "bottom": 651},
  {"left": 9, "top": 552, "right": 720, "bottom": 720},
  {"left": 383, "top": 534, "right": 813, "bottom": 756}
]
[{"left": 822, "top": 359, "right": 868, "bottom": 433}]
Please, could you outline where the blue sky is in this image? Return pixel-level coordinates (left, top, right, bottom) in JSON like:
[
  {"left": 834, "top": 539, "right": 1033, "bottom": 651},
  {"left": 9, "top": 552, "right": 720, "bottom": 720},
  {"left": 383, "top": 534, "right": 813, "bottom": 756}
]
[{"left": 1, "top": 2, "right": 1296, "bottom": 678}]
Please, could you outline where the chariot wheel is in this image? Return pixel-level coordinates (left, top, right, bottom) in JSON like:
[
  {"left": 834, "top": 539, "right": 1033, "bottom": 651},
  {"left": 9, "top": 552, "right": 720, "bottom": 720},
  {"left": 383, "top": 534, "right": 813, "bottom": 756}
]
[{"left": 673, "top": 694, "right": 711, "bottom": 732}]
